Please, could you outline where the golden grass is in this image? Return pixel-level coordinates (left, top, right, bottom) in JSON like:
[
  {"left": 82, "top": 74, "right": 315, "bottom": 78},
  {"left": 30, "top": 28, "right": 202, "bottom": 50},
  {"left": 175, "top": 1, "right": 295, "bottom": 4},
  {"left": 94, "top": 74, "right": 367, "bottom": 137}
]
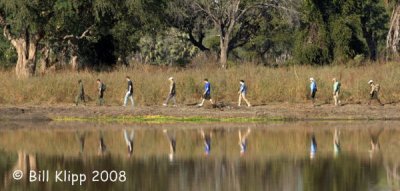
[{"left": 0, "top": 62, "right": 399, "bottom": 105}]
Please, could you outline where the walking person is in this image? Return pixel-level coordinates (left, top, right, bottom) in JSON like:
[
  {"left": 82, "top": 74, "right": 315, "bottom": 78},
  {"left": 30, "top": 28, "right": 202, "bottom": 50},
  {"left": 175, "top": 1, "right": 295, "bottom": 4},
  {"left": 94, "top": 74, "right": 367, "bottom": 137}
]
[
  {"left": 96, "top": 79, "right": 106, "bottom": 106},
  {"left": 200, "top": 129, "right": 212, "bottom": 156},
  {"left": 198, "top": 79, "right": 214, "bottom": 107},
  {"left": 75, "top": 79, "right": 86, "bottom": 106},
  {"left": 310, "top": 133, "right": 317, "bottom": 159},
  {"left": 238, "top": 128, "right": 251, "bottom": 155},
  {"left": 238, "top": 80, "right": 251, "bottom": 107},
  {"left": 332, "top": 78, "right": 341, "bottom": 106},
  {"left": 98, "top": 131, "right": 107, "bottom": 155},
  {"left": 123, "top": 129, "right": 135, "bottom": 157},
  {"left": 163, "top": 77, "right": 177, "bottom": 107},
  {"left": 333, "top": 128, "right": 341, "bottom": 157},
  {"left": 163, "top": 129, "right": 177, "bottom": 161},
  {"left": 368, "top": 80, "right": 384, "bottom": 106},
  {"left": 123, "top": 76, "right": 134, "bottom": 107},
  {"left": 309, "top": 77, "right": 317, "bottom": 106}
]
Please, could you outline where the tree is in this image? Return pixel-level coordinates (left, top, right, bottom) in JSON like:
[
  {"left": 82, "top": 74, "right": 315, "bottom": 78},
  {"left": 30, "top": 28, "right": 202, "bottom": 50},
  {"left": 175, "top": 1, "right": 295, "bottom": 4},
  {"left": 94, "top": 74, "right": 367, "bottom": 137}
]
[
  {"left": 386, "top": 1, "right": 400, "bottom": 59},
  {"left": 295, "top": 0, "right": 388, "bottom": 65},
  {"left": 165, "top": 0, "right": 212, "bottom": 52},
  {"left": 191, "top": 0, "right": 296, "bottom": 68},
  {"left": 0, "top": 0, "right": 55, "bottom": 78}
]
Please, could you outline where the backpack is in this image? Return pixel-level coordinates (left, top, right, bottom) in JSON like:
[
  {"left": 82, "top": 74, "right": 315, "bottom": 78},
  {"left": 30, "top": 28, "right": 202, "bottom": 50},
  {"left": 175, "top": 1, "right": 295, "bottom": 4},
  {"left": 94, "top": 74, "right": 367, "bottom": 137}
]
[
  {"left": 375, "top": 84, "right": 380, "bottom": 92},
  {"left": 101, "top": 83, "right": 107, "bottom": 91}
]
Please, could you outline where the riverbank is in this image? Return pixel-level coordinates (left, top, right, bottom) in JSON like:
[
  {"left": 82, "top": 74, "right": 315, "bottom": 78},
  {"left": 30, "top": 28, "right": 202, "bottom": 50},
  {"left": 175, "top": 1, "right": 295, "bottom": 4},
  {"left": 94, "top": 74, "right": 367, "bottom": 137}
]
[{"left": 1, "top": 103, "right": 399, "bottom": 123}]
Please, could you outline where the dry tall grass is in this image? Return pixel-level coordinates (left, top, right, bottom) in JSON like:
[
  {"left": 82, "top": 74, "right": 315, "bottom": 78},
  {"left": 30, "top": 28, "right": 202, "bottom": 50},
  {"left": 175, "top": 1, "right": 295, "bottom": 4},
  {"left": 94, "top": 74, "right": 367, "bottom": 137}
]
[{"left": 0, "top": 63, "right": 399, "bottom": 105}]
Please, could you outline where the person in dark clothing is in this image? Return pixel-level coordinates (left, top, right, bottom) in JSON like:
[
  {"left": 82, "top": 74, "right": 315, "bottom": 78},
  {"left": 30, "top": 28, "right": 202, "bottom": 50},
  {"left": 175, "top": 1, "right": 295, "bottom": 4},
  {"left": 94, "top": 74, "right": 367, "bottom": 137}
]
[
  {"left": 75, "top": 79, "right": 85, "bottom": 106},
  {"left": 123, "top": 129, "right": 135, "bottom": 157},
  {"left": 97, "top": 79, "right": 106, "bottom": 106},
  {"left": 163, "top": 129, "right": 177, "bottom": 161},
  {"left": 98, "top": 131, "right": 107, "bottom": 155},
  {"left": 123, "top": 76, "right": 134, "bottom": 107},
  {"left": 163, "top": 77, "right": 177, "bottom": 107}
]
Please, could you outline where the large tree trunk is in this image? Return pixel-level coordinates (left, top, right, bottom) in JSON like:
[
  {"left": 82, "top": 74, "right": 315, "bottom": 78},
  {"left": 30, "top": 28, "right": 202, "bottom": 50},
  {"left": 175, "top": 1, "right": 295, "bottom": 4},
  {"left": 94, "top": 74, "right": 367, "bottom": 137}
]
[
  {"left": 39, "top": 46, "right": 50, "bottom": 74},
  {"left": 220, "top": 37, "right": 229, "bottom": 69},
  {"left": 14, "top": 38, "right": 38, "bottom": 78},
  {"left": 386, "top": 3, "right": 400, "bottom": 60},
  {"left": 3, "top": 27, "right": 40, "bottom": 78}
]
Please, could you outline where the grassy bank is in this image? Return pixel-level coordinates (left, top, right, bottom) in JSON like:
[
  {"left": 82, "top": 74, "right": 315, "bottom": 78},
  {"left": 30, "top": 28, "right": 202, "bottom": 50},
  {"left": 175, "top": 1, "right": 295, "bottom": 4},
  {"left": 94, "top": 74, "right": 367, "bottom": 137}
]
[
  {"left": 0, "top": 63, "right": 399, "bottom": 105},
  {"left": 53, "top": 115, "right": 289, "bottom": 123}
]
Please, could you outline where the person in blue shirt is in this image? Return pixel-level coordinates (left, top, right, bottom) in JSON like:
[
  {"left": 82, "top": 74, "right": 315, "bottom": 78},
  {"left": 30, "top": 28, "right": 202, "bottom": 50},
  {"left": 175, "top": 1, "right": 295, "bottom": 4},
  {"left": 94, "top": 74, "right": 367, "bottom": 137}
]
[
  {"left": 200, "top": 129, "right": 212, "bottom": 156},
  {"left": 309, "top": 77, "right": 317, "bottom": 106},
  {"left": 198, "top": 79, "right": 214, "bottom": 107},
  {"left": 238, "top": 128, "right": 251, "bottom": 156},
  {"left": 238, "top": 80, "right": 251, "bottom": 107}
]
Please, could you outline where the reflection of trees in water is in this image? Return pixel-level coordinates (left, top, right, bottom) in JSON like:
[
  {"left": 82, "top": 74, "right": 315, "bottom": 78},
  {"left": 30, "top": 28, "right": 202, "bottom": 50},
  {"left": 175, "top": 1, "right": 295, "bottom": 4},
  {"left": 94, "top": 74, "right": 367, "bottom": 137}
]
[
  {"left": 3, "top": 151, "right": 37, "bottom": 190},
  {"left": 385, "top": 161, "right": 400, "bottom": 189},
  {"left": 0, "top": 152, "right": 395, "bottom": 191}
]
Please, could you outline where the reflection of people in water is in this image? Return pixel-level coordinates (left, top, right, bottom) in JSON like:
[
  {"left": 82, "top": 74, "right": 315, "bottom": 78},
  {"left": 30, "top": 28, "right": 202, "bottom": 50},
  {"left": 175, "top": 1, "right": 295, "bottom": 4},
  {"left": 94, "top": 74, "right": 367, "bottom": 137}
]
[
  {"left": 123, "top": 129, "right": 135, "bottom": 157},
  {"left": 98, "top": 131, "right": 107, "bottom": 155},
  {"left": 310, "top": 133, "right": 317, "bottom": 159},
  {"left": 369, "top": 128, "right": 383, "bottom": 159},
  {"left": 75, "top": 131, "right": 86, "bottom": 155},
  {"left": 333, "top": 128, "right": 341, "bottom": 157},
  {"left": 201, "top": 129, "right": 212, "bottom": 156},
  {"left": 163, "top": 129, "right": 176, "bottom": 161},
  {"left": 238, "top": 128, "right": 251, "bottom": 155}
]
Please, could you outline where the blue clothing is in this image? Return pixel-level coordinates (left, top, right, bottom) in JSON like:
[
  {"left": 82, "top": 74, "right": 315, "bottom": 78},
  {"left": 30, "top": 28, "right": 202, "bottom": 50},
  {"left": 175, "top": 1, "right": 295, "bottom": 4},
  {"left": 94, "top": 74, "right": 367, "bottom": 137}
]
[
  {"left": 240, "top": 83, "right": 247, "bottom": 94},
  {"left": 310, "top": 81, "right": 317, "bottom": 92},
  {"left": 204, "top": 82, "right": 211, "bottom": 95},
  {"left": 204, "top": 136, "right": 211, "bottom": 155},
  {"left": 240, "top": 141, "right": 247, "bottom": 153},
  {"left": 310, "top": 138, "right": 317, "bottom": 154},
  {"left": 205, "top": 143, "right": 211, "bottom": 155}
]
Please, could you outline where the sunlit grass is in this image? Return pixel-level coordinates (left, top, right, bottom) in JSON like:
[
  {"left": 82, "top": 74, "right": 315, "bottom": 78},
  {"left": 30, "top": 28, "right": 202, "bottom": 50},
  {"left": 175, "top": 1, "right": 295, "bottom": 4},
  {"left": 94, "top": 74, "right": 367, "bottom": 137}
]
[
  {"left": 54, "top": 115, "right": 289, "bottom": 123},
  {"left": 0, "top": 62, "right": 399, "bottom": 105}
]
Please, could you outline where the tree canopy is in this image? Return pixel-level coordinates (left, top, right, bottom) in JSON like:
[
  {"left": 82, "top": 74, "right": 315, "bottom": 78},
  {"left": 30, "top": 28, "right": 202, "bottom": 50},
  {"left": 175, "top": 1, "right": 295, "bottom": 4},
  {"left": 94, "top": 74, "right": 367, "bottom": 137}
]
[{"left": 0, "top": 0, "right": 395, "bottom": 77}]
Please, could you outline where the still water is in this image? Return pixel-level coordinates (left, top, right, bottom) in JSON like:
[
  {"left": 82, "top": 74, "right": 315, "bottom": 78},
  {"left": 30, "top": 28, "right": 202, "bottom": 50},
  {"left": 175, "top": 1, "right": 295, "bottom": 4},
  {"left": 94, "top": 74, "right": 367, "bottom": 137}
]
[{"left": 0, "top": 121, "right": 399, "bottom": 191}]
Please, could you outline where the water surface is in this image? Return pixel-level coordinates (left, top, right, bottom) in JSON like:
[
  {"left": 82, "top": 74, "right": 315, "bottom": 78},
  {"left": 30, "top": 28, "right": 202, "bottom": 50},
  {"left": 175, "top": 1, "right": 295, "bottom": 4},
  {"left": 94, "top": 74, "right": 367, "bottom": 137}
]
[{"left": 0, "top": 121, "right": 399, "bottom": 191}]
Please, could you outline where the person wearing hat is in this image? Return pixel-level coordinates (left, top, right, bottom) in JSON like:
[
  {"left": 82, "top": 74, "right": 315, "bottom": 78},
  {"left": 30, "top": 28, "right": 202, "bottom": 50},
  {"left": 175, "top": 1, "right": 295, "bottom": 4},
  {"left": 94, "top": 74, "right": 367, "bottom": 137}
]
[
  {"left": 309, "top": 77, "right": 317, "bottom": 105},
  {"left": 163, "top": 77, "right": 177, "bottom": 107},
  {"left": 238, "top": 80, "right": 251, "bottom": 107},
  {"left": 368, "top": 80, "right": 383, "bottom": 106},
  {"left": 75, "top": 79, "right": 85, "bottom": 106},
  {"left": 123, "top": 76, "right": 134, "bottom": 107},
  {"left": 332, "top": 78, "right": 341, "bottom": 106}
]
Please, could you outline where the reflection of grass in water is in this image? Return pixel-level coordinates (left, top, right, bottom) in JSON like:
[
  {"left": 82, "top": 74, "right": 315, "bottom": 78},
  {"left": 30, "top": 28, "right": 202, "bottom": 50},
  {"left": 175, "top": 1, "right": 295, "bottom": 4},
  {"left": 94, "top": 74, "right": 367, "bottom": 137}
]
[{"left": 54, "top": 115, "right": 290, "bottom": 123}]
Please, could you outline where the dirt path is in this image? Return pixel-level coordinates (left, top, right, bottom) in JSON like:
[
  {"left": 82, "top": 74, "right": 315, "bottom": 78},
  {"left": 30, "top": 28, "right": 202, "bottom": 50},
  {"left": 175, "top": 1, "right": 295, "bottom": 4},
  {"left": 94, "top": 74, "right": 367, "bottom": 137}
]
[{"left": 0, "top": 102, "right": 399, "bottom": 122}]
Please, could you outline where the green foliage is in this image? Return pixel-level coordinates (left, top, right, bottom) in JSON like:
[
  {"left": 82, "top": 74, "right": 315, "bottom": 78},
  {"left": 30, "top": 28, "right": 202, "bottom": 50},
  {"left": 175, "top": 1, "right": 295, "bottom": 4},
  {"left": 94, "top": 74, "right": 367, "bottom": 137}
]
[
  {"left": 0, "top": 36, "right": 16, "bottom": 67},
  {"left": 295, "top": 0, "right": 388, "bottom": 65},
  {"left": 0, "top": 0, "right": 392, "bottom": 69},
  {"left": 138, "top": 28, "right": 199, "bottom": 66}
]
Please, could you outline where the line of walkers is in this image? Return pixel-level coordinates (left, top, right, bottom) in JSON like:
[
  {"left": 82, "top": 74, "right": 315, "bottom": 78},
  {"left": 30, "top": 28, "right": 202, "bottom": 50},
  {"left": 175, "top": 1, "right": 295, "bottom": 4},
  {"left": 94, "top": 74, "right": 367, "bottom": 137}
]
[
  {"left": 75, "top": 76, "right": 383, "bottom": 107},
  {"left": 308, "top": 77, "right": 383, "bottom": 106}
]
